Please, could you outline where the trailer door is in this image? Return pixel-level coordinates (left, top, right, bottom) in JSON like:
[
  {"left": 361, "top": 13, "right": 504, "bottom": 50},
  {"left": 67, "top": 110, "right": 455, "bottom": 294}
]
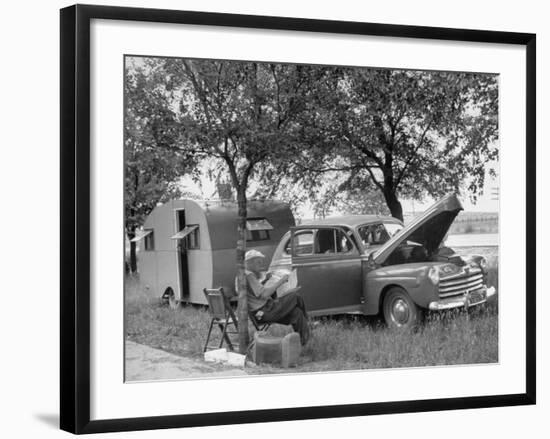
[{"left": 172, "top": 209, "right": 199, "bottom": 300}]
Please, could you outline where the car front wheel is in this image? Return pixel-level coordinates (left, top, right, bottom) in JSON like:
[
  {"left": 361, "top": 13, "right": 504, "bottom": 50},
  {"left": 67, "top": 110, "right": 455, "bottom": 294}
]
[{"left": 382, "top": 286, "right": 423, "bottom": 329}]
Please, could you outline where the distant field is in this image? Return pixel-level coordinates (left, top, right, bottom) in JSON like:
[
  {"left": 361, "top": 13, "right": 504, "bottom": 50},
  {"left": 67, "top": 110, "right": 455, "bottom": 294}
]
[
  {"left": 446, "top": 233, "right": 498, "bottom": 247},
  {"left": 403, "top": 211, "right": 498, "bottom": 234},
  {"left": 125, "top": 248, "right": 498, "bottom": 376},
  {"left": 448, "top": 212, "right": 498, "bottom": 234}
]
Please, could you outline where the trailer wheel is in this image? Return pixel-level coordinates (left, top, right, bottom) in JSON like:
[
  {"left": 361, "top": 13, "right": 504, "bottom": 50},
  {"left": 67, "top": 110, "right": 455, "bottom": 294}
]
[{"left": 163, "top": 287, "right": 179, "bottom": 309}]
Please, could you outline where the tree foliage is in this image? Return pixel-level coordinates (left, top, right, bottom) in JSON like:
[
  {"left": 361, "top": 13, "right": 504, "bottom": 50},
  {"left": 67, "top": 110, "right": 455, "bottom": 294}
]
[
  {"left": 125, "top": 61, "right": 194, "bottom": 271},
  {"left": 156, "top": 59, "right": 318, "bottom": 351},
  {"left": 289, "top": 68, "right": 498, "bottom": 220}
]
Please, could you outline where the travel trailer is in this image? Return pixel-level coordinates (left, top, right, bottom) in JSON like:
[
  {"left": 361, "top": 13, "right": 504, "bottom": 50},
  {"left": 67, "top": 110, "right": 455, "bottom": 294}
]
[{"left": 132, "top": 199, "right": 295, "bottom": 307}]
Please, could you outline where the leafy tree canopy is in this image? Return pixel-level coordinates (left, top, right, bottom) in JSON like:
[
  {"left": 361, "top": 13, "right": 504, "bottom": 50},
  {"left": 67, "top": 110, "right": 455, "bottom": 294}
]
[
  {"left": 287, "top": 68, "right": 498, "bottom": 220},
  {"left": 125, "top": 60, "right": 197, "bottom": 271}
]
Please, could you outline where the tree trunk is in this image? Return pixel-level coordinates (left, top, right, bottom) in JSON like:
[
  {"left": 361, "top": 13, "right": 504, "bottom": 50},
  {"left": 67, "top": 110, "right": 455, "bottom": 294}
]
[
  {"left": 127, "top": 227, "right": 138, "bottom": 273},
  {"left": 383, "top": 190, "right": 404, "bottom": 222},
  {"left": 235, "top": 188, "right": 250, "bottom": 354}
]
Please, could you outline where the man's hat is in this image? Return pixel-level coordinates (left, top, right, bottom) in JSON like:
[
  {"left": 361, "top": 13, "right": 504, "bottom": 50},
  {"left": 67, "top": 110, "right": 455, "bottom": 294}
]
[{"left": 245, "top": 249, "right": 265, "bottom": 261}]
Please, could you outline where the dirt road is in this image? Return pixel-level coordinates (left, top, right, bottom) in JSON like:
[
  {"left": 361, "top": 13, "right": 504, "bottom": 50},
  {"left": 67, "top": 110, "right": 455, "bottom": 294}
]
[{"left": 125, "top": 340, "right": 246, "bottom": 382}]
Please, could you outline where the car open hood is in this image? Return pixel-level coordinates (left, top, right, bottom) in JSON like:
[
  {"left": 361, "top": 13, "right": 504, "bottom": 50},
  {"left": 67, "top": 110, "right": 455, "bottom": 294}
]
[{"left": 373, "top": 193, "right": 463, "bottom": 264}]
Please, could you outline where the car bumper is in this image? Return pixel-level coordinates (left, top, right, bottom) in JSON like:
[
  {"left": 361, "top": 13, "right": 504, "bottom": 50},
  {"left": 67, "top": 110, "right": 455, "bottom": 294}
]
[{"left": 428, "top": 286, "right": 497, "bottom": 311}]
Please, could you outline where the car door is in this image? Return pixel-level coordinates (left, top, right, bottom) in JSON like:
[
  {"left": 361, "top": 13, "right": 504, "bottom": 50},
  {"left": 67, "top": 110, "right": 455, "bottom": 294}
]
[{"left": 291, "top": 226, "right": 363, "bottom": 314}]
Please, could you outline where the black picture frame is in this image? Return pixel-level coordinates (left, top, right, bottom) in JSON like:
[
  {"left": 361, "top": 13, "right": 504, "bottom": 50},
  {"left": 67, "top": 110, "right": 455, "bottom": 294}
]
[{"left": 60, "top": 4, "right": 536, "bottom": 434}]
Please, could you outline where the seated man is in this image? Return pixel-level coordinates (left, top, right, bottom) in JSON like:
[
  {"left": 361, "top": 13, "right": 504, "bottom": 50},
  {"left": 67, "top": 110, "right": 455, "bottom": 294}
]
[{"left": 239, "top": 249, "right": 310, "bottom": 345}]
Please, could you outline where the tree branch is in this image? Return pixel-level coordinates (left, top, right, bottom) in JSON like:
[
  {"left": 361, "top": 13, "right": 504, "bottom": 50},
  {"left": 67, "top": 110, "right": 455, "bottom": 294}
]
[
  {"left": 269, "top": 64, "right": 283, "bottom": 128},
  {"left": 293, "top": 161, "right": 374, "bottom": 174},
  {"left": 359, "top": 156, "right": 384, "bottom": 191},
  {"left": 154, "top": 140, "right": 223, "bottom": 159},
  {"left": 181, "top": 61, "right": 214, "bottom": 131},
  {"left": 395, "top": 119, "right": 433, "bottom": 188},
  {"left": 223, "top": 154, "right": 240, "bottom": 193},
  {"left": 241, "top": 160, "right": 255, "bottom": 188},
  {"left": 341, "top": 133, "right": 384, "bottom": 168}
]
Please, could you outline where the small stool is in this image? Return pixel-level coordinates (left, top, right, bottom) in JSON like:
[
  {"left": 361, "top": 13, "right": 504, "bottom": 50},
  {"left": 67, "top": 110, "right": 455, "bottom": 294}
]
[{"left": 252, "top": 332, "right": 301, "bottom": 368}]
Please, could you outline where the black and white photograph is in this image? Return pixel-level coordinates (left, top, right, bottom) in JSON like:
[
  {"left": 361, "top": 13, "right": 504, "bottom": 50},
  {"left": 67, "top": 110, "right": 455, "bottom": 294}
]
[
  {"left": 0, "top": 0, "right": 542, "bottom": 437},
  {"left": 124, "top": 56, "right": 500, "bottom": 381}
]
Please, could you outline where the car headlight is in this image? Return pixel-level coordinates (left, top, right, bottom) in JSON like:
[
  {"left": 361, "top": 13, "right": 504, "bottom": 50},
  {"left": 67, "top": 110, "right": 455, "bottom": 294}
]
[
  {"left": 428, "top": 266, "right": 439, "bottom": 285},
  {"left": 479, "top": 257, "right": 488, "bottom": 273}
]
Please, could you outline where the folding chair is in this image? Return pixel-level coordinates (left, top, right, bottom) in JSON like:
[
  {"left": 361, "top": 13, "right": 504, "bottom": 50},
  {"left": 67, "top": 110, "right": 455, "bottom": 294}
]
[
  {"left": 203, "top": 288, "right": 239, "bottom": 352},
  {"left": 249, "top": 310, "right": 271, "bottom": 332}
]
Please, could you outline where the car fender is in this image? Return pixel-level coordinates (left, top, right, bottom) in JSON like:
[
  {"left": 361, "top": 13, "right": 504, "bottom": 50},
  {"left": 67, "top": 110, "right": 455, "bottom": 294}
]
[{"left": 364, "top": 263, "right": 440, "bottom": 315}]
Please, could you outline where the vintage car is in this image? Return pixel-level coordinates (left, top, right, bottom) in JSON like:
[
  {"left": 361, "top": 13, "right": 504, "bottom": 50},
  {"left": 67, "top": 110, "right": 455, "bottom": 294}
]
[{"left": 268, "top": 193, "right": 497, "bottom": 328}]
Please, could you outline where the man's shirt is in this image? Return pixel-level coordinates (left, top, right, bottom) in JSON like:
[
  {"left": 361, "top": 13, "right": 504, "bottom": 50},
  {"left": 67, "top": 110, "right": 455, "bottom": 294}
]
[{"left": 235, "top": 270, "right": 274, "bottom": 311}]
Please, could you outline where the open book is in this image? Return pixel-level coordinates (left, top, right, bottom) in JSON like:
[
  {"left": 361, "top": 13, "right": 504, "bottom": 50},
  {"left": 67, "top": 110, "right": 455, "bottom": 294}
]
[{"left": 267, "top": 269, "right": 299, "bottom": 297}]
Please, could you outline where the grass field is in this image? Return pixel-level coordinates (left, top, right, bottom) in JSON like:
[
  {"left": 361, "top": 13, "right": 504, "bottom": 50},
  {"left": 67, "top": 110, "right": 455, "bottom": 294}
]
[{"left": 125, "top": 247, "right": 498, "bottom": 374}]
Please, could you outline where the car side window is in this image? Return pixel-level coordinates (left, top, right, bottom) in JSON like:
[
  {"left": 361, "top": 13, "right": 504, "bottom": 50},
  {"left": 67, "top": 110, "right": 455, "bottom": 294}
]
[
  {"left": 358, "top": 223, "right": 392, "bottom": 247},
  {"left": 285, "top": 230, "right": 314, "bottom": 256},
  {"left": 313, "top": 228, "right": 356, "bottom": 254}
]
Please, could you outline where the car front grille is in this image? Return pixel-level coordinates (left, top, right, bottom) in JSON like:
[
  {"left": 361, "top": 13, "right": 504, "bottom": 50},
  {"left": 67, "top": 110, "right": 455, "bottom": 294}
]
[{"left": 439, "top": 268, "right": 484, "bottom": 298}]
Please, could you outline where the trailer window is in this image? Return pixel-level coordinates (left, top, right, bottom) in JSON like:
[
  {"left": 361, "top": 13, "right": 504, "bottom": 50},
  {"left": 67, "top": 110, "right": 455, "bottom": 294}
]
[
  {"left": 171, "top": 225, "right": 200, "bottom": 249},
  {"left": 246, "top": 229, "right": 270, "bottom": 241},
  {"left": 186, "top": 225, "right": 200, "bottom": 249},
  {"left": 246, "top": 217, "right": 273, "bottom": 242},
  {"left": 144, "top": 230, "right": 154, "bottom": 251}
]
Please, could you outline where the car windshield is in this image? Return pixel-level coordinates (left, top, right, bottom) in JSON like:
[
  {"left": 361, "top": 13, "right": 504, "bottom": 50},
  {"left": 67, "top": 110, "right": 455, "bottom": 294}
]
[
  {"left": 384, "top": 222, "right": 403, "bottom": 238},
  {"left": 358, "top": 222, "right": 403, "bottom": 247}
]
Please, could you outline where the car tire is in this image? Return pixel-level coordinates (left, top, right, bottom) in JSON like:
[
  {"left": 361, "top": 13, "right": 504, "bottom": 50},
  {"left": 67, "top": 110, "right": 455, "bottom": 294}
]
[{"left": 382, "top": 286, "right": 423, "bottom": 329}]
